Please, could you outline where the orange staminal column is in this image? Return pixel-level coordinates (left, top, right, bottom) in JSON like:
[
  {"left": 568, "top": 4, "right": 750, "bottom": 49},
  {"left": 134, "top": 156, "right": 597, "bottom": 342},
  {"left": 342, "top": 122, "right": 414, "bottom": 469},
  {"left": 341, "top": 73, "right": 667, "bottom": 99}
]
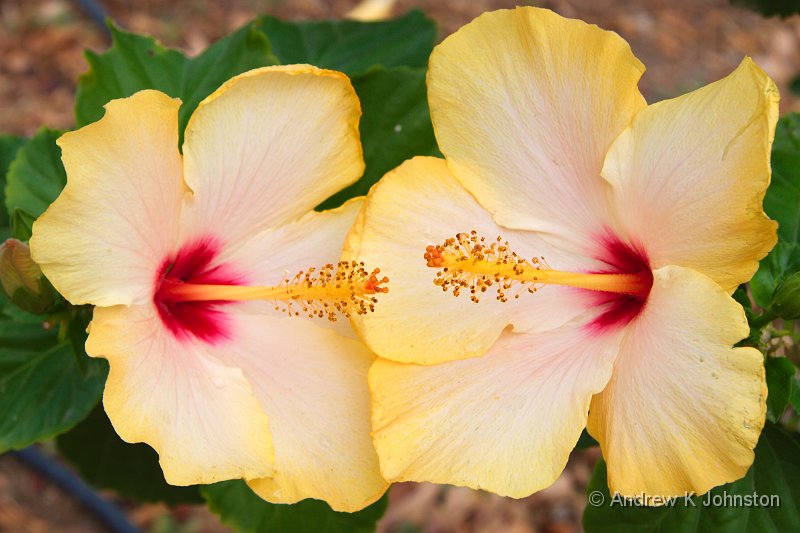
[
  {"left": 424, "top": 231, "right": 651, "bottom": 303},
  {"left": 163, "top": 260, "right": 388, "bottom": 321}
]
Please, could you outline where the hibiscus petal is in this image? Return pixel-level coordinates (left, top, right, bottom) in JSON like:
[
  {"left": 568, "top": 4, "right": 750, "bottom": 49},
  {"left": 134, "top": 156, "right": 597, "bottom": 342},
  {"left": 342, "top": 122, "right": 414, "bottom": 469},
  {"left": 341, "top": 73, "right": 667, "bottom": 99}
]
[
  {"left": 31, "top": 91, "right": 185, "bottom": 306},
  {"left": 427, "top": 7, "right": 646, "bottom": 251},
  {"left": 370, "top": 317, "right": 623, "bottom": 497},
  {"left": 221, "top": 313, "right": 387, "bottom": 512},
  {"left": 180, "top": 65, "right": 364, "bottom": 245},
  {"left": 603, "top": 58, "right": 778, "bottom": 292},
  {"left": 587, "top": 265, "right": 766, "bottom": 498},
  {"left": 345, "top": 156, "right": 592, "bottom": 364},
  {"left": 86, "top": 303, "right": 274, "bottom": 485}
]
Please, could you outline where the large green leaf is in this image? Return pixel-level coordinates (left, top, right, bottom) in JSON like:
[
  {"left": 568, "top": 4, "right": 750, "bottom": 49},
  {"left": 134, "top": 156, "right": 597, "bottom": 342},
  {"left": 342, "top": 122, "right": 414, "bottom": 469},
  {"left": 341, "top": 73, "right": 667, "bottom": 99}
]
[
  {"left": 583, "top": 423, "right": 800, "bottom": 532},
  {"left": 751, "top": 113, "right": 800, "bottom": 307},
  {"left": 259, "top": 10, "right": 435, "bottom": 76},
  {"left": 75, "top": 21, "right": 277, "bottom": 136},
  {"left": 319, "top": 66, "right": 439, "bottom": 209},
  {"left": 57, "top": 406, "right": 202, "bottom": 505},
  {"left": 0, "top": 302, "right": 107, "bottom": 452},
  {"left": 4, "top": 129, "right": 66, "bottom": 241},
  {"left": 202, "top": 480, "right": 388, "bottom": 533}
]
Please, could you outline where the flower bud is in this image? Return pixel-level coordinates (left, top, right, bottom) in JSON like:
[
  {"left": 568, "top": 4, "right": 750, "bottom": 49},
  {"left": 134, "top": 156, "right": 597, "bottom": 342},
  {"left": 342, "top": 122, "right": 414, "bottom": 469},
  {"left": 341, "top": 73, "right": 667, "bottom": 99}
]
[
  {"left": 0, "top": 239, "right": 57, "bottom": 314},
  {"left": 772, "top": 272, "right": 800, "bottom": 320}
]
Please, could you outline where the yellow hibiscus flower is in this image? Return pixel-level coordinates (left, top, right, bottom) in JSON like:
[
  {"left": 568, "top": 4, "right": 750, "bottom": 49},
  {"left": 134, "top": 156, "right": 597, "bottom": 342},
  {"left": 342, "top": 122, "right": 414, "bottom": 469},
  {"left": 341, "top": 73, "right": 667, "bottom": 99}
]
[
  {"left": 345, "top": 7, "right": 777, "bottom": 500},
  {"left": 30, "top": 65, "right": 388, "bottom": 512}
]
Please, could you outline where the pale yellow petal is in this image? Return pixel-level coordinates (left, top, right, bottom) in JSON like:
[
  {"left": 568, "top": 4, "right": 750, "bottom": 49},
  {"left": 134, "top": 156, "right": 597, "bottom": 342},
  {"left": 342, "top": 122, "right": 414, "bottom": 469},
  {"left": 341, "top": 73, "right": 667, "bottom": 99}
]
[
  {"left": 428, "top": 7, "right": 645, "bottom": 252},
  {"left": 587, "top": 265, "right": 766, "bottom": 498},
  {"left": 219, "top": 313, "right": 387, "bottom": 512},
  {"left": 31, "top": 90, "right": 185, "bottom": 306},
  {"left": 371, "top": 317, "right": 623, "bottom": 497},
  {"left": 344, "top": 157, "right": 593, "bottom": 365},
  {"left": 87, "top": 304, "right": 274, "bottom": 485},
  {"left": 180, "top": 65, "right": 364, "bottom": 246},
  {"left": 603, "top": 58, "right": 778, "bottom": 292}
]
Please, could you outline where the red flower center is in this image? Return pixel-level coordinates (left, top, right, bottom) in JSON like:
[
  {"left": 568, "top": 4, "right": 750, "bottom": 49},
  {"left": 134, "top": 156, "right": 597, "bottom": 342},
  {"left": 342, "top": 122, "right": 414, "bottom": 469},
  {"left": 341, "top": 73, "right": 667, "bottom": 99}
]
[
  {"left": 586, "top": 235, "right": 653, "bottom": 333},
  {"left": 153, "top": 239, "right": 243, "bottom": 343}
]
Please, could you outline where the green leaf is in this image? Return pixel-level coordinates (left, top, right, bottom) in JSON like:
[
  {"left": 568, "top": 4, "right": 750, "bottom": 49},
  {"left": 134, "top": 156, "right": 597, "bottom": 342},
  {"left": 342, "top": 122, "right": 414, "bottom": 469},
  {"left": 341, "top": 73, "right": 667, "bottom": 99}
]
[
  {"left": 732, "top": 286, "right": 753, "bottom": 313},
  {"left": 765, "top": 356, "right": 796, "bottom": 421},
  {"left": 319, "top": 66, "right": 439, "bottom": 210},
  {"left": 57, "top": 406, "right": 202, "bottom": 505},
  {"left": 767, "top": 113, "right": 800, "bottom": 244},
  {"left": 731, "top": 0, "right": 800, "bottom": 18},
  {"left": 0, "top": 302, "right": 107, "bottom": 452},
  {"left": 790, "top": 376, "right": 800, "bottom": 413},
  {"left": 0, "top": 135, "right": 26, "bottom": 180},
  {"left": 9, "top": 211, "right": 36, "bottom": 243},
  {"left": 76, "top": 25, "right": 185, "bottom": 127},
  {"left": 733, "top": 286, "right": 763, "bottom": 347},
  {"left": 4, "top": 129, "right": 66, "bottom": 241},
  {"left": 750, "top": 113, "right": 800, "bottom": 308},
  {"left": 76, "top": 22, "right": 277, "bottom": 138},
  {"left": 583, "top": 423, "right": 800, "bottom": 532},
  {"left": 0, "top": 135, "right": 27, "bottom": 230},
  {"left": 259, "top": 10, "right": 435, "bottom": 76},
  {"left": 772, "top": 271, "right": 800, "bottom": 319},
  {"left": 202, "top": 480, "right": 388, "bottom": 533},
  {"left": 751, "top": 243, "right": 800, "bottom": 308}
]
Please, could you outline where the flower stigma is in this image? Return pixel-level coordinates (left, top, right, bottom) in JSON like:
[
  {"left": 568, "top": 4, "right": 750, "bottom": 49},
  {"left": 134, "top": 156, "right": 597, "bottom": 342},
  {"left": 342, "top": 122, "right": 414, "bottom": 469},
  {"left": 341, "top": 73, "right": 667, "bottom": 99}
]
[
  {"left": 160, "top": 260, "right": 389, "bottom": 322},
  {"left": 424, "top": 231, "right": 651, "bottom": 303}
]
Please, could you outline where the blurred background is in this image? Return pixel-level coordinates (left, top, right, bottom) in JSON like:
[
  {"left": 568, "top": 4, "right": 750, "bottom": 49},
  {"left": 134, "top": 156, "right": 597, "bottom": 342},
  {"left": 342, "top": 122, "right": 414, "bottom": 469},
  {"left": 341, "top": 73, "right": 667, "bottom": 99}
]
[
  {"left": 1, "top": 0, "right": 799, "bottom": 531},
  {"left": 4, "top": 0, "right": 800, "bottom": 136}
]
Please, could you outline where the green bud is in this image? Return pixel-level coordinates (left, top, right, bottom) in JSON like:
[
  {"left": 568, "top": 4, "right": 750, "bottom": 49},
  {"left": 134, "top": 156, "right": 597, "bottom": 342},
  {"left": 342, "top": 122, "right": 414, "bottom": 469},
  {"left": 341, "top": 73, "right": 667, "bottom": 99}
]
[
  {"left": 772, "top": 272, "right": 800, "bottom": 320},
  {"left": 0, "top": 239, "right": 57, "bottom": 314}
]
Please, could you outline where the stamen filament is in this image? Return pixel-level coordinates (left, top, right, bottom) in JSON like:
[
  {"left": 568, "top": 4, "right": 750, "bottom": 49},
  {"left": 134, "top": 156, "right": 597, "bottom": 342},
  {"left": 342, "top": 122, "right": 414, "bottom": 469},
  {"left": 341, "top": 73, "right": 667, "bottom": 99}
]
[
  {"left": 168, "top": 281, "right": 381, "bottom": 302},
  {"left": 158, "top": 261, "right": 388, "bottom": 321},
  {"left": 425, "top": 232, "right": 651, "bottom": 303},
  {"left": 437, "top": 252, "right": 649, "bottom": 296}
]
